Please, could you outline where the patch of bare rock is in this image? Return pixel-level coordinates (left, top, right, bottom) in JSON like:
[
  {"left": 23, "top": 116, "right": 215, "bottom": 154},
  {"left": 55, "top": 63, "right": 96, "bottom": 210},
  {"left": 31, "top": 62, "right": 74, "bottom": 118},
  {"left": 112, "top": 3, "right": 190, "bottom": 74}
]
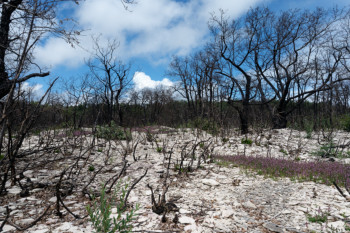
[{"left": 0, "top": 128, "right": 349, "bottom": 232}]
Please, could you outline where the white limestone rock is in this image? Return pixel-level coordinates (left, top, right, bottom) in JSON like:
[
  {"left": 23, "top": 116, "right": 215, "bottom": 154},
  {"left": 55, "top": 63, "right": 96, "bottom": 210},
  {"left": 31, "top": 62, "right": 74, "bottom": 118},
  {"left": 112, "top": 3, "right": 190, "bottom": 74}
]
[
  {"left": 328, "top": 221, "right": 344, "bottom": 231},
  {"left": 0, "top": 206, "right": 6, "bottom": 213},
  {"left": 243, "top": 201, "right": 257, "bottom": 209},
  {"left": 184, "top": 224, "right": 200, "bottom": 232},
  {"left": 49, "top": 197, "right": 57, "bottom": 203},
  {"left": 17, "top": 218, "right": 34, "bottom": 225},
  {"left": 201, "top": 179, "right": 219, "bottom": 186},
  {"left": 2, "top": 225, "right": 16, "bottom": 232},
  {"left": 179, "top": 208, "right": 191, "bottom": 214},
  {"left": 23, "top": 170, "right": 34, "bottom": 178},
  {"left": 215, "top": 219, "right": 235, "bottom": 232},
  {"left": 221, "top": 207, "right": 235, "bottom": 218},
  {"left": 7, "top": 186, "right": 21, "bottom": 195},
  {"left": 179, "top": 216, "right": 195, "bottom": 224}
]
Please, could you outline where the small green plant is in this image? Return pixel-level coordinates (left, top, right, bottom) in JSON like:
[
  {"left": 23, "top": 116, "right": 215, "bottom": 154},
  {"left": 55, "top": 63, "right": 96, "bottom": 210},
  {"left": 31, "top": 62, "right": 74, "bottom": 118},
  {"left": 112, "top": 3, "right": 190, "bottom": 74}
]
[
  {"left": 146, "top": 132, "right": 153, "bottom": 142},
  {"left": 222, "top": 138, "right": 229, "bottom": 144},
  {"left": 345, "top": 224, "right": 350, "bottom": 232},
  {"left": 156, "top": 147, "right": 163, "bottom": 153},
  {"left": 312, "top": 143, "right": 343, "bottom": 158},
  {"left": 306, "top": 130, "right": 312, "bottom": 139},
  {"left": 88, "top": 165, "right": 95, "bottom": 172},
  {"left": 307, "top": 214, "right": 328, "bottom": 223},
  {"left": 0, "top": 154, "right": 4, "bottom": 160},
  {"left": 340, "top": 212, "right": 347, "bottom": 219},
  {"left": 174, "top": 164, "right": 191, "bottom": 173},
  {"left": 199, "top": 142, "right": 204, "bottom": 149},
  {"left": 97, "top": 148, "right": 103, "bottom": 153},
  {"left": 294, "top": 157, "right": 301, "bottom": 161},
  {"left": 241, "top": 138, "right": 252, "bottom": 145},
  {"left": 86, "top": 182, "right": 138, "bottom": 233},
  {"left": 54, "top": 149, "right": 60, "bottom": 153},
  {"left": 279, "top": 148, "right": 288, "bottom": 156},
  {"left": 304, "top": 120, "right": 314, "bottom": 139},
  {"left": 307, "top": 208, "right": 329, "bottom": 223}
]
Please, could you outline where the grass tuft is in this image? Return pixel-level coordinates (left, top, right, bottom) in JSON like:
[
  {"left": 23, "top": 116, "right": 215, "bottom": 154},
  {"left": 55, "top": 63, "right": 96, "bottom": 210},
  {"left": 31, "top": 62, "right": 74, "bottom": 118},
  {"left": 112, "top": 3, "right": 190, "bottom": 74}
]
[{"left": 307, "top": 208, "right": 329, "bottom": 223}]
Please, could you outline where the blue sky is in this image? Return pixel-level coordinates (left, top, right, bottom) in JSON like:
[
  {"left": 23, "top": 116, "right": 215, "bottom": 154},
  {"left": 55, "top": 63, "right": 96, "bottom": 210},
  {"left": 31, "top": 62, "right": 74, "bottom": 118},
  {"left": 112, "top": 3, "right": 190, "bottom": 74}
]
[{"left": 28, "top": 0, "right": 350, "bottom": 94}]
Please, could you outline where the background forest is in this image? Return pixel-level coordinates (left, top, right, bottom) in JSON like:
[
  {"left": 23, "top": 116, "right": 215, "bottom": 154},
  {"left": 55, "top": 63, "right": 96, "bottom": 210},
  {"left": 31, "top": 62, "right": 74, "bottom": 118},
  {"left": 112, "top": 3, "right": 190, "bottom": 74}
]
[{"left": 21, "top": 7, "right": 350, "bottom": 135}]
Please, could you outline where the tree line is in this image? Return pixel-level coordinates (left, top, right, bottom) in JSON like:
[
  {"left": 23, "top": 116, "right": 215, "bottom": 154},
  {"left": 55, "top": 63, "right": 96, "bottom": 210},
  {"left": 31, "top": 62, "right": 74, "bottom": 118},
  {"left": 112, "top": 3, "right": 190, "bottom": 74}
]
[
  {"left": 168, "top": 7, "right": 350, "bottom": 133},
  {"left": 33, "top": 6, "right": 350, "bottom": 134},
  {"left": 1, "top": 3, "right": 350, "bottom": 137}
]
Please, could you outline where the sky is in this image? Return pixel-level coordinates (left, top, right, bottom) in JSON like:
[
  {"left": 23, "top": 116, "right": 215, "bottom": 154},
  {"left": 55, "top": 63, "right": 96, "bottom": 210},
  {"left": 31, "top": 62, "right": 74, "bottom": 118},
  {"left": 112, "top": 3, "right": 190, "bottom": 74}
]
[{"left": 27, "top": 0, "right": 350, "bottom": 95}]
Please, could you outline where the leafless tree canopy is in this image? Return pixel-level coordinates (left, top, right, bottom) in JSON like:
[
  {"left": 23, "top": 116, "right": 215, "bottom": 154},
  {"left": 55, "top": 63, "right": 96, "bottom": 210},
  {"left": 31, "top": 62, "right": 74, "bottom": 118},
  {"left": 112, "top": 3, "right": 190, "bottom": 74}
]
[
  {"left": 0, "top": 0, "right": 81, "bottom": 100},
  {"left": 166, "top": 7, "right": 350, "bottom": 132},
  {"left": 86, "top": 37, "right": 132, "bottom": 126}
]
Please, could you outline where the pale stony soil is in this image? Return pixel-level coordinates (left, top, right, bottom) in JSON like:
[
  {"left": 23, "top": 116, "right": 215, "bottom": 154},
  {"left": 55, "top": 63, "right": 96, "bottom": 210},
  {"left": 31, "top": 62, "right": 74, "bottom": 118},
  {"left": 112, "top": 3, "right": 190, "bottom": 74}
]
[{"left": 1, "top": 127, "right": 350, "bottom": 233}]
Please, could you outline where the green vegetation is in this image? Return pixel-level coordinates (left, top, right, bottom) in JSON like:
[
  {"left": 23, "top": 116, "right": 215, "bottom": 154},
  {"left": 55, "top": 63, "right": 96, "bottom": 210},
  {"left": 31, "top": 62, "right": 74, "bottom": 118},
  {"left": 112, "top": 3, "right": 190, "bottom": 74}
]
[
  {"left": 214, "top": 155, "right": 350, "bottom": 187},
  {"left": 174, "top": 164, "right": 192, "bottom": 173},
  {"left": 185, "top": 118, "right": 219, "bottom": 135},
  {"left": 241, "top": 138, "right": 253, "bottom": 145},
  {"left": 305, "top": 120, "right": 314, "bottom": 139},
  {"left": 340, "top": 115, "right": 350, "bottom": 132},
  {"left": 88, "top": 165, "right": 95, "bottom": 172},
  {"left": 312, "top": 143, "right": 349, "bottom": 158},
  {"left": 96, "top": 121, "right": 132, "bottom": 141},
  {"left": 156, "top": 147, "right": 163, "bottom": 153},
  {"left": 307, "top": 208, "right": 329, "bottom": 223},
  {"left": 146, "top": 132, "right": 153, "bottom": 142},
  {"left": 86, "top": 182, "right": 138, "bottom": 233},
  {"left": 215, "top": 160, "right": 232, "bottom": 167},
  {"left": 345, "top": 225, "right": 350, "bottom": 232},
  {"left": 32, "top": 129, "right": 41, "bottom": 136},
  {"left": 279, "top": 148, "right": 288, "bottom": 156},
  {"left": 222, "top": 137, "right": 229, "bottom": 144}
]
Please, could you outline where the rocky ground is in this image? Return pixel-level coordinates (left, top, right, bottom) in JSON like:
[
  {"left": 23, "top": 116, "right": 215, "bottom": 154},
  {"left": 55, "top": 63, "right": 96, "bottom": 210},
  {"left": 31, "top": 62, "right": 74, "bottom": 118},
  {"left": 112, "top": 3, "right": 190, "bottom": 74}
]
[{"left": 1, "top": 127, "right": 350, "bottom": 233}]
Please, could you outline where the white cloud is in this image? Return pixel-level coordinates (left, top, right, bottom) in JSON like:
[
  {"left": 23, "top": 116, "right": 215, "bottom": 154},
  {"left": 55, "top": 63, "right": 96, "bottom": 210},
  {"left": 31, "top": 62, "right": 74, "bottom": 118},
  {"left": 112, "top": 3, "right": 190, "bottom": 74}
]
[
  {"left": 21, "top": 82, "right": 44, "bottom": 99},
  {"left": 133, "top": 71, "right": 173, "bottom": 90},
  {"left": 35, "top": 37, "right": 89, "bottom": 68},
  {"left": 34, "top": 0, "right": 266, "bottom": 68}
]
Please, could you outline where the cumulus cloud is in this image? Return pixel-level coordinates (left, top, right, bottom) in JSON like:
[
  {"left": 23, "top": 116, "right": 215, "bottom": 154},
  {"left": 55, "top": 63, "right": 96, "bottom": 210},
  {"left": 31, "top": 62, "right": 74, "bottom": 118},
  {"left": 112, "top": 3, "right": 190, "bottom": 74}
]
[
  {"left": 21, "top": 82, "right": 44, "bottom": 99},
  {"left": 133, "top": 71, "right": 173, "bottom": 90},
  {"left": 34, "top": 0, "right": 350, "bottom": 69},
  {"left": 34, "top": 0, "right": 267, "bottom": 68},
  {"left": 35, "top": 37, "right": 89, "bottom": 68}
]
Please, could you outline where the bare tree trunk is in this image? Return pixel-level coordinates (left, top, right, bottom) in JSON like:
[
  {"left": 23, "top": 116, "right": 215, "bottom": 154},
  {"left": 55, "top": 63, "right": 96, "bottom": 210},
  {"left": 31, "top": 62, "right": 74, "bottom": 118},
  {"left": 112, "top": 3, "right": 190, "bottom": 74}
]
[
  {"left": 239, "top": 105, "right": 249, "bottom": 134},
  {"left": 272, "top": 111, "right": 288, "bottom": 129}
]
